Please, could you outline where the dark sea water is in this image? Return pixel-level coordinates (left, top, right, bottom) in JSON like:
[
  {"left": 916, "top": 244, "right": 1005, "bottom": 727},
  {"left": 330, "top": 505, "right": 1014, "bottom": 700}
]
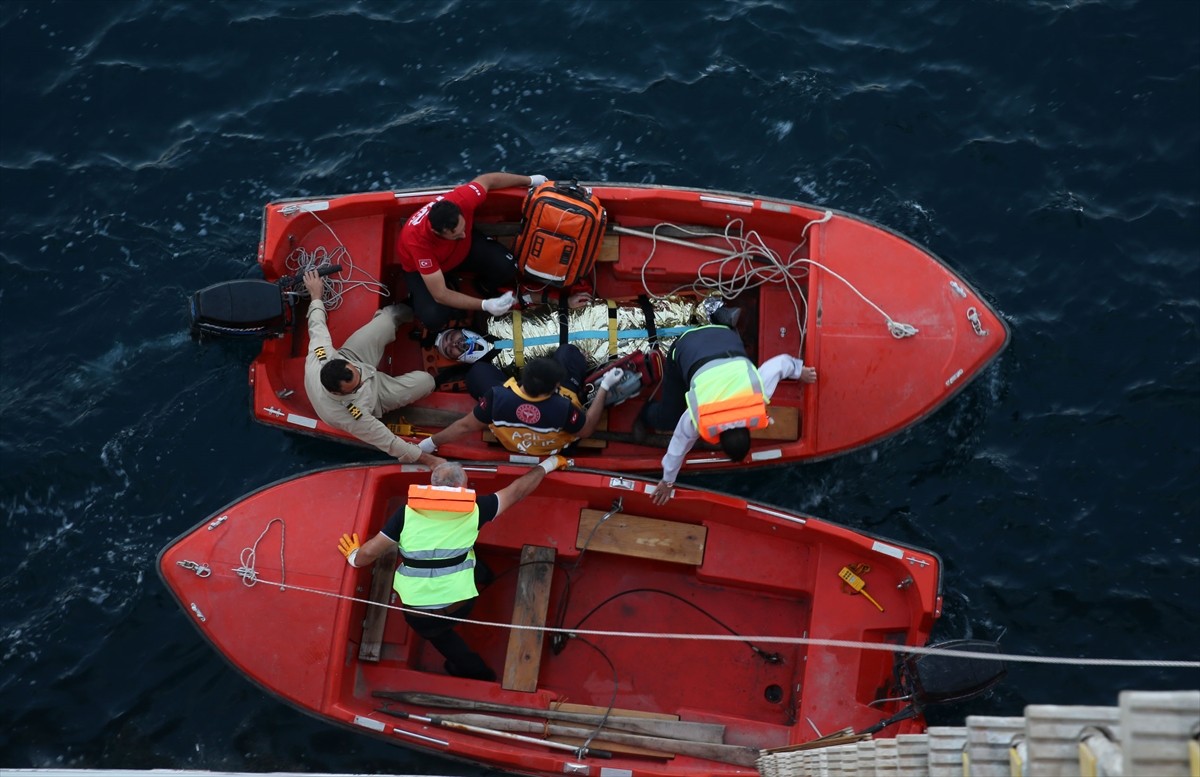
[{"left": 2, "top": 1, "right": 1197, "bottom": 774}]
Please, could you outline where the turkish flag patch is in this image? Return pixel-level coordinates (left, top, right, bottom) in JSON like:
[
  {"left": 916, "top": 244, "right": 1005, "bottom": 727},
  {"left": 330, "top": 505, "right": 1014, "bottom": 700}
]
[{"left": 418, "top": 257, "right": 435, "bottom": 271}]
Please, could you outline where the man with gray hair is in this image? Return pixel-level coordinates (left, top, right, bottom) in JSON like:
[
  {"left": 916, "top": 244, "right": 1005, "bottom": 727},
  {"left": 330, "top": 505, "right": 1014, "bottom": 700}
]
[{"left": 337, "top": 456, "right": 569, "bottom": 681}]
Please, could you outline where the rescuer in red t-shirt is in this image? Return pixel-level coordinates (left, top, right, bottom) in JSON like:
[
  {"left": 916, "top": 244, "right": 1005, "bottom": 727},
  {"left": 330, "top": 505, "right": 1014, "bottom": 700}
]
[{"left": 396, "top": 171, "right": 546, "bottom": 330}]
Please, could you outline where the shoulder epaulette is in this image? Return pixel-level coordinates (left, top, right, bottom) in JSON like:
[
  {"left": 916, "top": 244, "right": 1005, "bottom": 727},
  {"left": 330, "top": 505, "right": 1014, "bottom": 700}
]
[
  {"left": 314, "top": 346, "right": 327, "bottom": 361},
  {"left": 345, "top": 403, "right": 363, "bottom": 420}
]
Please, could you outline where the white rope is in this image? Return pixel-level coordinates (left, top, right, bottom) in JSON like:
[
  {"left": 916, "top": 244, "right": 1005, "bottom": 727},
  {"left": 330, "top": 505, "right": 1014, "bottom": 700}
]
[
  {"left": 234, "top": 517, "right": 285, "bottom": 590},
  {"left": 635, "top": 213, "right": 919, "bottom": 353},
  {"left": 282, "top": 209, "right": 389, "bottom": 310},
  {"left": 221, "top": 569, "right": 1200, "bottom": 670}
]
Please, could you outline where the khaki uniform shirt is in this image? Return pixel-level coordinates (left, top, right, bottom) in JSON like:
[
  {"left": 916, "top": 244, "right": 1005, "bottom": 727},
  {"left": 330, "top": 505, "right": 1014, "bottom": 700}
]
[{"left": 303, "top": 299, "right": 422, "bottom": 463}]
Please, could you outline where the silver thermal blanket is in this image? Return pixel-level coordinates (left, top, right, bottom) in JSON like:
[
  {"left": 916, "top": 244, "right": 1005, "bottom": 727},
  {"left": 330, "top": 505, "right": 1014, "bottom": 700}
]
[{"left": 486, "top": 297, "right": 713, "bottom": 369}]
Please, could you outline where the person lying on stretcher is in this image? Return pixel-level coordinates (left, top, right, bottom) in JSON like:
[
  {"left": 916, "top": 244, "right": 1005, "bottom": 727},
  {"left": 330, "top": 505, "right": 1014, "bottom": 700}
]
[{"left": 421, "top": 295, "right": 736, "bottom": 457}]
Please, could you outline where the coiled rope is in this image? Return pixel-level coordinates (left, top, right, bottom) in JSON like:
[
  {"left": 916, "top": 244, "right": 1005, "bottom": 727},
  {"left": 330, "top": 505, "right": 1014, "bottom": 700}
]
[
  {"left": 636, "top": 213, "right": 919, "bottom": 354},
  {"left": 233, "top": 517, "right": 285, "bottom": 590},
  {"left": 281, "top": 208, "right": 389, "bottom": 310}
]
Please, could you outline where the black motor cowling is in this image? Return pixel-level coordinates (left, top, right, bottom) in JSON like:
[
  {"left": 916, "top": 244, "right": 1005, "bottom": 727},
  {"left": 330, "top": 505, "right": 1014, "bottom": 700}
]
[
  {"left": 189, "top": 279, "right": 288, "bottom": 337},
  {"left": 902, "top": 638, "right": 1007, "bottom": 705},
  {"left": 858, "top": 639, "right": 1007, "bottom": 735}
]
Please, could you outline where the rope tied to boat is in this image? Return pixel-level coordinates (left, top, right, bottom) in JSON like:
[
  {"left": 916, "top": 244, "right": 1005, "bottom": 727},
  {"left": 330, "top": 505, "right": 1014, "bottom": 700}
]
[
  {"left": 234, "top": 517, "right": 286, "bottom": 590},
  {"left": 200, "top": 568, "right": 1199, "bottom": 670},
  {"left": 634, "top": 212, "right": 919, "bottom": 351}
]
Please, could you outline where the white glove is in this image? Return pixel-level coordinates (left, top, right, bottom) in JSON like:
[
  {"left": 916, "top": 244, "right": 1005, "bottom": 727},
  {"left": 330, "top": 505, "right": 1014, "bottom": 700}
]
[
  {"left": 418, "top": 437, "right": 438, "bottom": 454},
  {"left": 528, "top": 174, "right": 548, "bottom": 187},
  {"left": 482, "top": 291, "right": 515, "bottom": 317},
  {"left": 599, "top": 367, "right": 625, "bottom": 391}
]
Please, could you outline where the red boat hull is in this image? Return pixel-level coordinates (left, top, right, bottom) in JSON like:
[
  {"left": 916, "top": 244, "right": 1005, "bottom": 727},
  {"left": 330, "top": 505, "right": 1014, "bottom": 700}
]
[
  {"left": 159, "top": 464, "right": 942, "bottom": 776},
  {"left": 241, "top": 184, "right": 1008, "bottom": 471}
]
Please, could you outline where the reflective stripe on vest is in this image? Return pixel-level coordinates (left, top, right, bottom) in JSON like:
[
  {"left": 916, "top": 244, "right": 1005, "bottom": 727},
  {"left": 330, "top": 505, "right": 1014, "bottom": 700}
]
[
  {"left": 394, "top": 485, "right": 480, "bottom": 607},
  {"left": 685, "top": 357, "right": 769, "bottom": 443}
]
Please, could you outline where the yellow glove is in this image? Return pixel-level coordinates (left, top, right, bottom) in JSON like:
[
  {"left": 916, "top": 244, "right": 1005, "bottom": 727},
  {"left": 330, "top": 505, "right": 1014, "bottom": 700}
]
[
  {"left": 539, "top": 455, "right": 570, "bottom": 473},
  {"left": 338, "top": 533, "right": 361, "bottom": 567}
]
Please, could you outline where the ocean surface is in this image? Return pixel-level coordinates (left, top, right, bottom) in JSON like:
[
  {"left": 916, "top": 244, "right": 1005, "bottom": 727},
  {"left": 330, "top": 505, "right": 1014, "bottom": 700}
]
[{"left": 2, "top": 1, "right": 1197, "bottom": 774}]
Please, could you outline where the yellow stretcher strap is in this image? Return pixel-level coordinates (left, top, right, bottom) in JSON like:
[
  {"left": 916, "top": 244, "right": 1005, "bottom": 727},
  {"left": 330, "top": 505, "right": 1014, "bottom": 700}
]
[
  {"left": 512, "top": 309, "right": 524, "bottom": 368},
  {"left": 607, "top": 299, "right": 619, "bottom": 359}
]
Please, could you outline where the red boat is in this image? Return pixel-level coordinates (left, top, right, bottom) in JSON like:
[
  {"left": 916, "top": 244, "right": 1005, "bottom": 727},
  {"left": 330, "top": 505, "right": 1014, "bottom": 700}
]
[
  {"left": 158, "top": 463, "right": 946, "bottom": 776},
  {"left": 190, "top": 183, "right": 1008, "bottom": 472}
]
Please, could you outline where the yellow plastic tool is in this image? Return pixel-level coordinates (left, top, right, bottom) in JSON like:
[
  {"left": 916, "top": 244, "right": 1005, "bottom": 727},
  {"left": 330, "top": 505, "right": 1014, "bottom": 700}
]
[
  {"left": 838, "top": 566, "right": 884, "bottom": 612},
  {"left": 386, "top": 423, "right": 432, "bottom": 438}
]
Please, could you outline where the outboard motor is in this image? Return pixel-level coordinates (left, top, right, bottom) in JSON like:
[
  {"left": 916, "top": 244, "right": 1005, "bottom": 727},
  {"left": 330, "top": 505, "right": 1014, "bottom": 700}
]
[
  {"left": 189, "top": 264, "right": 341, "bottom": 338},
  {"left": 858, "top": 638, "right": 1007, "bottom": 735}
]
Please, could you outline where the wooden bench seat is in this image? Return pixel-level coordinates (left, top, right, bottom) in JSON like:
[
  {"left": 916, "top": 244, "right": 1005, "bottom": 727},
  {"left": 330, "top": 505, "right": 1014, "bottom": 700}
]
[
  {"left": 577, "top": 509, "right": 707, "bottom": 566},
  {"left": 358, "top": 546, "right": 398, "bottom": 662},
  {"left": 754, "top": 404, "right": 800, "bottom": 441},
  {"left": 501, "top": 545, "right": 556, "bottom": 692}
]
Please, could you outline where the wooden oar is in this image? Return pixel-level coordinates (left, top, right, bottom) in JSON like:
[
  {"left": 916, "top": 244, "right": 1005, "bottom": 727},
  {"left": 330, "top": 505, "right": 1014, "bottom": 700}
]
[
  {"left": 376, "top": 707, "right": 612, "bottom": 759},
  {"left": 441, "top": 713, "right": 761, "bottom": 767},
  {"left": 374, "top": 690, "right": 725, "bottom": 743}
]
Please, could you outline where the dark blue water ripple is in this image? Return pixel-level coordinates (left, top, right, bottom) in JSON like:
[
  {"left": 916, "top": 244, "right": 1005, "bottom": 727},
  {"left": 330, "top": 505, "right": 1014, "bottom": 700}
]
[{"left": 2, "top": 0, "right": 1197, "bottom": 773}]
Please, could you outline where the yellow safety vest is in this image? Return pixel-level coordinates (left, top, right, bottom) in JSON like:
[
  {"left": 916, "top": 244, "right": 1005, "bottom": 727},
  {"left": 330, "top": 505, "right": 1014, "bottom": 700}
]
[
  {"left": 394, "top": 485, "right": 481, "bottom": 608},
  {"left": 685, "top": 357, "right": 769, "bottom": 444}
]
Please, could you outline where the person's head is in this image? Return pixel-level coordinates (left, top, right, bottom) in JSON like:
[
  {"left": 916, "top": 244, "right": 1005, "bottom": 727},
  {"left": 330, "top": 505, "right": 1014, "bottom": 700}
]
[
  {"left": 718, "top": 427, "right": 752, "bottom": 461},
  {"left": 431, "top": 461, "right": 468, "bottom": 488},
  {"left": 319, "top": 358, "right": 362, "bottom": 395},
  {"left": 435, "top": 328, "right": 493, "bottom": 363},
  {"left": 429, "top": 201, "right": 466, "bottom": 239},
  {"left": 520, "top": 357, "right": 566, "bottom": 397}
]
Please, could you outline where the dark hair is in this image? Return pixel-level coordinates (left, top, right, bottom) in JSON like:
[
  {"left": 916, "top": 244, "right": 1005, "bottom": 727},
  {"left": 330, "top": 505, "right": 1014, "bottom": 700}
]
[
  {"left": 718, "top": 428, "right": 751, "bottom": 461},
  {"left": 520, "top": 357, "right": 566, "bottom": 397},
  {"left": 429, "top": 200, "right": 462, "bottom": 234},
  {"left": 320, "top": 359, "right": 354, "bottom": 393}
]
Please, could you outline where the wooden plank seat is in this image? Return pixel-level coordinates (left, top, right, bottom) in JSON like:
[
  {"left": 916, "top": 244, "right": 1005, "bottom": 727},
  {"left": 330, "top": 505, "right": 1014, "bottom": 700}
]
[
  {"left": 358, "top": 546, "right": 398, "bottom": 662},
  {"left": 576, "top": 509, "right": 707, "bottom": 566},
  {"left": 502, "top": 545, "right": 557, "bottom": 692},
  {"left": 755, "top": 404, "right": 800, "bottom": 441}
]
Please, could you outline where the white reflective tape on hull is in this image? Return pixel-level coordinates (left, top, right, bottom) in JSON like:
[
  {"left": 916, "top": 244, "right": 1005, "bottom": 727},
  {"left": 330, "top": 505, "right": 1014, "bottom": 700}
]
[
  {"left": 750, "top": 449, "right": 783, "bottom": 461},
  {"left": 279, "top": 201, "right": 329, "bottom": 214},
  {"left": 871, "top": 540, "right": 904, "bottom": 559},
  {"left": 352, "top": 715, "right": 385, "bottom": 732},
  {"left": 286, "top": 414, "right": 318, "bottom": 429}
]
